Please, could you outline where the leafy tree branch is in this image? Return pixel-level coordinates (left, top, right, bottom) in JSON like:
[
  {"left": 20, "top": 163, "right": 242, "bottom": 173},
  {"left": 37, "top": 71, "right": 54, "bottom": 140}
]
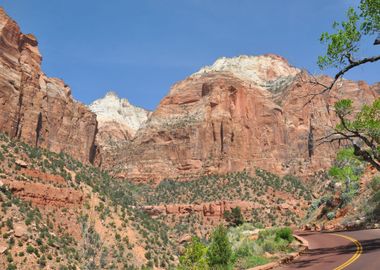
[
  {"left": 308, "top": 0, "right": 379, "bottom": 102},
  {"left": 318, "top": 99, "right": 380, "bottom": 171}
]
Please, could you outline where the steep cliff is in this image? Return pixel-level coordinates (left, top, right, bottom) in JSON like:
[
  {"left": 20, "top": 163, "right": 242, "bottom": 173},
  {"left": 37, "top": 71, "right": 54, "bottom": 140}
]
[
  {"left": 0, "top": 8, "right": 97, "bottom": 163},
  {"left": 102, "top": 54, "right": 377, "bottom": 182}
]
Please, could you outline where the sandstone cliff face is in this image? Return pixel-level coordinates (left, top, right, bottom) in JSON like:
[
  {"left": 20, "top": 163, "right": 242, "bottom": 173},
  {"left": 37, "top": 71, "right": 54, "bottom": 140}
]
[
  {"left": 102, "top": 55, "right": 377, "bottom": 182},
  {"left": 89, "top": 91, "right": 150, "bottom": 166},
  {"left": 89, "top": 91, "right": 150, "bottom": 140},
  {"left": 0, "top": 8, "right": 97, "bottom": 163}
]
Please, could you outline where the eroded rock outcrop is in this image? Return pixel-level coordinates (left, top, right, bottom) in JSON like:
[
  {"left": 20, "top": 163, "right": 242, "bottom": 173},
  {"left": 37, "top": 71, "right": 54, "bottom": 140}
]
[
  {"left": 2, "top": 179, "right": 83, "bottom": 207},
  {"left": 102, "top": 55, "right": 377, "bottom": 181},
  {"left": 0, "top": 8, "right": 97, "bottom": 163},
  {"left": 142, "top": 201, "right": 261, "bottom": 218}
]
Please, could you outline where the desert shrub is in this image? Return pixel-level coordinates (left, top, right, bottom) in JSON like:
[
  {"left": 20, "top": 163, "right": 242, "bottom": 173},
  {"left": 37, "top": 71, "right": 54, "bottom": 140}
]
[
  {"left": 372, "top": 190, "right": 380, "bottom": 203},
  {"left": 340, "top": 192, "right": 353, "bottom": 207},
  {"left": 7, "top": 252, "right": 13, "bottom": 262},
  {"left": 370, "top": 176, "right": 380, "bottom": 192},
  {"left": 26, "top": 244, "right": 35, "bottom": 254},
  {"left": 38, "top": 255, "right": 47, "bottom": 267},
  {"left": 257, "top": 227, "right": 294, "bottom": 253},
  {"left": 326, "top": 211, "right": 336, "bottom": 220},
  {"left": 223, "top": 207, "right": 244, "bottom": 227},
  {"left": 6, "top": 218, "right": 13, "bottom": 230},
  {"left": 6, "top": 264, "right": 17, "bottom": 270},
  {"left": 275, "top": 227, "right": 293, "bottom": 242}
]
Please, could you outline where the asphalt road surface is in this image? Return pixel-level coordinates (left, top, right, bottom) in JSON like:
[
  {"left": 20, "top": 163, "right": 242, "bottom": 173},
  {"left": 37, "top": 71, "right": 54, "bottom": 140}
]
[{"left": 277, "top": 229, "right": 380, "bottom": 270}]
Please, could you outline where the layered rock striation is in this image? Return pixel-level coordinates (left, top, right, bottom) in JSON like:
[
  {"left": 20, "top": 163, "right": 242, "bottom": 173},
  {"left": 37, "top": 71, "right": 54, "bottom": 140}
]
[
  {"left": 0, "top": 8, "right": 97, "bottom": 163},
  {"left": 103, "top": 55, "right": 377, "bottom": 181}
]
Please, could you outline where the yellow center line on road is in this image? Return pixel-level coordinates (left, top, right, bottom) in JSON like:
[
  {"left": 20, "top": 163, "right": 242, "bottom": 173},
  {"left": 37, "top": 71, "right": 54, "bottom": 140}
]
[{"left": 332, "top": 233, "right": 363, "bottom": 270}]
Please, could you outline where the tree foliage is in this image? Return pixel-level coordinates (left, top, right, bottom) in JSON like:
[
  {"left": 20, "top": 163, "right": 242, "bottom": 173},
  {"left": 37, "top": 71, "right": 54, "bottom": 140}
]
[
  {"left": 329, "top": 147, "right": 364, "bottom": 192},
  {"left": 318, "top": 7, "right": 361, "bottom": 69},
  {"left": 206, "top": 225, "right": 233, "bottom": 269},
  {"left": 312, "top": 0, "right": 379, "bottom": 101},
  {"left": 317, "top": 1, "right": 380, "bottom": 171},
  {"left": 318, "top": 0, "right": 379, "bottom": 70},
  {"left": 223, "top": 207, "right": 244, "bottom": 227},
  {"left": 360, "top": 0, "right": 380, "bottom": 35},
  {"left": 178, "top": 237, "right": 208, "bottom": 270},
  {"left": 321, "top": 99, "right": 380, "bottom": 171}
]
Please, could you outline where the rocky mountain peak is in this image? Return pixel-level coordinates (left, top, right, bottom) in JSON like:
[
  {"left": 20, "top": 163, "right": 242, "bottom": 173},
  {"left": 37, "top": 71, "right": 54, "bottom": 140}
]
[
  {"left": 193, "top": 54, "right": 301, "bottom": 93},
  {"left": 89, "top": 91, "right": 150, "bottom": 137},
  {"left": 104, "top": 90, "right": 123, "bottom": 99}
]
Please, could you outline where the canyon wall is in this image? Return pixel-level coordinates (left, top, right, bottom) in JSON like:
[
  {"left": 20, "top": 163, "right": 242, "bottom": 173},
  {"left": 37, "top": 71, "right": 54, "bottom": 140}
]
[
  {"left": 1, "top": 7, "right": 377, "bottom": 180},
  {"left": 97, "top": 55, "right": 377, "bottom": 182},
  {"left": 0, "top": 8, "right": 97, "bottom": 163}
]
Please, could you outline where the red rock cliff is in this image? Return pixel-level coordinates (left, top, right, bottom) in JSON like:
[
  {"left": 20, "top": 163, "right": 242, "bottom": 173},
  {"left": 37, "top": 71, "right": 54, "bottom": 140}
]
[
  {"left": 102, "top": 55, "right": 377, "bottom": 181},
  {"left": 0, "top": 8, "right": 97, "bottom": 163}
]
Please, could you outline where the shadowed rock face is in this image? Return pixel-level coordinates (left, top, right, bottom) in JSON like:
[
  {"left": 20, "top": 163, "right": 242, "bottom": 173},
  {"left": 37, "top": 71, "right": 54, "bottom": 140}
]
[
  {"left": 99, "top": 55, "right": 377, "bottom": 182},
  {"left": 0, "top": 8, "right": 97, "bottom": 163}
]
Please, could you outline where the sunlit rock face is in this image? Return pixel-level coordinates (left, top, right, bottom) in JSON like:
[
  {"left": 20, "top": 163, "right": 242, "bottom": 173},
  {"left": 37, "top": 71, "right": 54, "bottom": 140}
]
[
  {"left": 89, "top": 91, "right": 150, "bottom": 166},
  {"left": 89, "top": 91, "right": 150, "bottom": 139},
  {"left": 100, "top": 54, "right": 377, "bottom": 182},
  {"left": 193, "top": 54, "right": 300, "bottom": 93},
  {"left": 1, "top": 5, "right": 376, "bottom": 180},
  {"left": 0, "top": 8, "right": 97, "bottom": 163}
]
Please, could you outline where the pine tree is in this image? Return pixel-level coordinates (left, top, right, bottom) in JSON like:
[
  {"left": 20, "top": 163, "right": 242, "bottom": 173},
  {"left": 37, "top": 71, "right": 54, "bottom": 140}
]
[{"left": 206, "top": 225, "right": 232, "bottom": 269}]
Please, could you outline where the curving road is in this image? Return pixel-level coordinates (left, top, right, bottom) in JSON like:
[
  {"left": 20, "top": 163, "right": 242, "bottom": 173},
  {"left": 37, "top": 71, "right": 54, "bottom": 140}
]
[{"left": 277, "top": 229, "right": 380, "bottom": 270}]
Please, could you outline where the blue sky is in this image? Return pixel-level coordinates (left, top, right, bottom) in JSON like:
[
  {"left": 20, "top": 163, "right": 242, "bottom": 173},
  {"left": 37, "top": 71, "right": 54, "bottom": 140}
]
[{"left": 1, "top": 0, "right": 379, "bottom": 110}]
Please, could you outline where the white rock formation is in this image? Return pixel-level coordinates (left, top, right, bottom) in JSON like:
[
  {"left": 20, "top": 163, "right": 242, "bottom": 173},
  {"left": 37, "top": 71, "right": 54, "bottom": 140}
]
[
  {"left": 89, "top": 91, "right": 150, "bottom": 138},
  {"left": 193, "top": 54, "right": 301, "bottom": 92}
]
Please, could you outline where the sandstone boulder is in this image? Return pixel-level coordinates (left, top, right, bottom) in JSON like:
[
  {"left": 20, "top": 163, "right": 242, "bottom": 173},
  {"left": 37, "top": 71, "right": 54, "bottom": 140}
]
[
  {"left": 0, "top": 243, "right": 7, "bottom": 254},
  {"left": 14, "top": 222, "right": 27, "bottom": 238},
  {"left": 178, "top": 234, "right": 192, "bottom": 244},
  {"left": 15, "top": 159, "right": 28, "bottom": 168}
]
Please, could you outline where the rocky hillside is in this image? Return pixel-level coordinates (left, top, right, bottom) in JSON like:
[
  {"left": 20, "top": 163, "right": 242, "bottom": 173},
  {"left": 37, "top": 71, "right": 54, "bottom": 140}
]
[
  {"left": 89, "top": 91, "right": 150, "bottom": 166},
  {"left": 0, "top": 8, "right": 97, "bottom": 163},
  {"left": 100, "top": 54, "right": 377, "bottom": 182},
  {"left": 1, "top": 7, "right": 379, "bottom": 270},
  {"left": 0, "top": 132, "right": 175, "bottom": 269},
  {"left": 0, "top": 130, "right": 319, "bottom": 269}
]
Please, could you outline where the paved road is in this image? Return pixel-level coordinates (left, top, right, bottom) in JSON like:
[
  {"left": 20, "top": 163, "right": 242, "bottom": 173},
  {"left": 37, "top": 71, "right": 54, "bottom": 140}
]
[{"left": 277, "top": 229, "right": 380, "bottom": 270}]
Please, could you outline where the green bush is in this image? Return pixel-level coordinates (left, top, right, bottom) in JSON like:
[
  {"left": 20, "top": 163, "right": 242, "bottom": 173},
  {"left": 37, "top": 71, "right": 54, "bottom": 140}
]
[
  {"left": 223, "top": 207, "right": 244, "bottom": 227},
  {"left": 372, "top": 190, "right": 380, "bottom": 203},
  {"left": 206, "top": 225, "right": 233, "bottom": 269},
  {"left": 340, "top": 192, "right": 353, "bottom": 207},
  {"left": 6, "top": 264, "right": 17, "bottom": 270},
  {"left": 38, "top": 255, "right": 47, "bottom": 267},
  {"left": 178, "top": 237, "right": 208, "bottom": 270},
  {"left": 326, "top": 211, "right": 336, "bottom": 220},
  {"left": 262, "top": 239, "right": 276, "bottom": 253},
  {"left": 370, "top": 176, "right": 380, "bottom": 192},
  {"left": 26, "top": 244, "right": 35, "bottom": 254},
  {"left": 275, "top": 227, "right": 293, "bottom": 243}
]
